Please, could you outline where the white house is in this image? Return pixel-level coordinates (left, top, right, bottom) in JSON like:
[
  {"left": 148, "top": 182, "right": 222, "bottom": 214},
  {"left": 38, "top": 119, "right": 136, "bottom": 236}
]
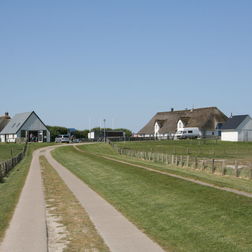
[
  {"left": 0, "top": 111, "right": 50, "bottom": 143},
  {"left": 221, "top": 115, "right": 252, "bottom": 142}
]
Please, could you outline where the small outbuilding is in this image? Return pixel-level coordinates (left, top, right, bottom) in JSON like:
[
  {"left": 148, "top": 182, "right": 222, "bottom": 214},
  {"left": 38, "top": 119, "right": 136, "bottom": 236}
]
[
  {"left": 0, "top": 111, "right": 50, "bottom": 143},
  {"left": 221, "top": 115, "right": 252, "bottom": 142}
]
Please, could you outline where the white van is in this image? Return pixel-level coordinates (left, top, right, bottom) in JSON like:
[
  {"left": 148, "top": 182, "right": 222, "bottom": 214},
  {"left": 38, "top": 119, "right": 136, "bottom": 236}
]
[
  {"left": 55, "top": 135, "right": 70, "bottom": 143},
  {"left": 175, "top": 128, "right": 202, "bottom": 139}
]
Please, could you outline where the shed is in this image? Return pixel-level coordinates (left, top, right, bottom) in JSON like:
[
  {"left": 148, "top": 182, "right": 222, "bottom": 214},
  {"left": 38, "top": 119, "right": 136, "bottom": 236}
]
[
  {"left": 221, "top": 115, "right": 252, "bottom": 142},
  {"left": 0, "top": 111, "right": 50, "bottom": 142}
]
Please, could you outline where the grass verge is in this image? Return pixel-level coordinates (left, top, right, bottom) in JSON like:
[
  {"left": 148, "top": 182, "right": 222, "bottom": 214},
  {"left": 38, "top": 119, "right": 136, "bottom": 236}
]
[
  {"left": 40, "top": 156, "right": 110, "bottom": 252},
  {"left": 53, "top": 145, "right": 252, "bottom": 252},
  {"left": 0, "top": 143, "right": 53, "bottom": 241}
]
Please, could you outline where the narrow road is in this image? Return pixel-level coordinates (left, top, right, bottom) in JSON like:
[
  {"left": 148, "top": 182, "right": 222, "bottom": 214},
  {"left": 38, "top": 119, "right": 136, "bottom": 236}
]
[{"left": 0, "top": 144, "right": 165, "bottom": 252}]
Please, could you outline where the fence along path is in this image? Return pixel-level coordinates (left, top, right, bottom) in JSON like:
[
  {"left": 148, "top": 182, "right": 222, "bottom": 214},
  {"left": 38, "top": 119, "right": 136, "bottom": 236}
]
[
  {"left": 0, "top": 143, "right": 27, "bottom": 181},
  {"left": 110, "top": 144, "right": 252, "bottom": 180}
]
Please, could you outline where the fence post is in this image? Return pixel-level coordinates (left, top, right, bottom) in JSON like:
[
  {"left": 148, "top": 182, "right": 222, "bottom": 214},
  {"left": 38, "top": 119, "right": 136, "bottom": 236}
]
[
  {"left": 186, "top": 156, "right": 189, "bottom": 167},
  {"left": 235, "top": 160, "right": 239, "bottom": 177},
  {"left": 171, "top": 155, "right": 174, "bottom": 165},
  {"left": 180, "top": 155, "right": 183, "bottom": 166},
  {"left": 250, "top": 163, "right": 252, "bottom": 179},
  {"left": 194, "top": 157, "right": 198, "bottom": 169},
  {"left": 211, "top": 159, "right": 215, "bottom": 173},
  {"left": 222, "top": 160, "right": 226, "bottom": 176}
]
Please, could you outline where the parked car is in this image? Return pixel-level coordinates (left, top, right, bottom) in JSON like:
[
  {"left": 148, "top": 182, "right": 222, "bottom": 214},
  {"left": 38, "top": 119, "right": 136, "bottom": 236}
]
[
  {"left": 55, "top": 135, "right": 70, "bottom": 143},
  {"left": 175, "top": 128, "right": 202, "bottom": 139}
]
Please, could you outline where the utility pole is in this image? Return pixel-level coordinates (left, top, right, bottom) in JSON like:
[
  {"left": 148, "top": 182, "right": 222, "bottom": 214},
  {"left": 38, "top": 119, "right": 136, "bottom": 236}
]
[{"left": 103, "top": 119, "right": 106, "bottom": 142}]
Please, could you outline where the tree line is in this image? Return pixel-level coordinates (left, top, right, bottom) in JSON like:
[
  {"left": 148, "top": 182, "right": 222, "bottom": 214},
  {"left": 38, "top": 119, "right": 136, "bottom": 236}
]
[{"left": 47, "top": 126, "right": 132, "bottom": 141}]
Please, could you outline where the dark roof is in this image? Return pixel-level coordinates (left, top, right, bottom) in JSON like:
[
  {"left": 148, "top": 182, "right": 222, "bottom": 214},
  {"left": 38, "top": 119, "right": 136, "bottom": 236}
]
[
  {"left": 221, "top": 115, "right": 249, "bottom": 130},
  {"left": 138, "top": 107, "right": 228, "bottom": 134}
]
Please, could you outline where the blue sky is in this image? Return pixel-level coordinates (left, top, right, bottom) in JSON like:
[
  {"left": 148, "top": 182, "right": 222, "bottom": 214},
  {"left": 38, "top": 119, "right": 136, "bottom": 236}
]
[{"left": 0, "top": 1, "right": 251, "bottom": 132}]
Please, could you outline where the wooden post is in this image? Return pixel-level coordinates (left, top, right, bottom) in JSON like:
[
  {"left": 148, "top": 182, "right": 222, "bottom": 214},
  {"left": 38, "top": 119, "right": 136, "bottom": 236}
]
[
  {"left": 222, "top": 160, "right": 226, "bottom": 176},
  {"left": 194, "top": 157, "right": 198, "bottom": 169},
  {"left": 171, "top": 155, "right": 174, "bottom": 165},
  {"left": 235, "top": 160, "right": 239, "bottom": 177},
  {"left": 250, "top": 163, "right": 252, "bottom": 179},
  {"left": 186, "top": 156, "right": 189, "bottom": 167},
  {"left": 211, "top": 159, "right": 215, "bottom": 173},
  {"left": 180, "top": 155, "right": 183, "bottom": 166}
]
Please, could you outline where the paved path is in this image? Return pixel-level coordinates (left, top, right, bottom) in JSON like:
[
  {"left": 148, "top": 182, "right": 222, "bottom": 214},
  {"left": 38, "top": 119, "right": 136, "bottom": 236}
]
[
  {"left": 0, "top": 148, "right": 48, "bottom": 252},
  {"left": 0, "top": 144, "right": 165, "bottom": 252},
  {"left": 44, "top": 147, "right": 165, "bottom": 252}
]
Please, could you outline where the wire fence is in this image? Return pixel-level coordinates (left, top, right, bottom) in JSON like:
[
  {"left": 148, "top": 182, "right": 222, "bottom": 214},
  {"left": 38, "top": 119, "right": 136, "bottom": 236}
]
[
  {"left": 0, "top": 143, "right": 27, "bottom": 182},
  {"left": 110, "top": 143, "right": 252, "bottom": 180}
]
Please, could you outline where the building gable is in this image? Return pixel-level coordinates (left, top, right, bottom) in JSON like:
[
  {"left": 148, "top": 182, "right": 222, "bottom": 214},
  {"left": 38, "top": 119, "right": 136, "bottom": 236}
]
[{"left": 19, "top": 112, "right": 48, "bottom": 132}]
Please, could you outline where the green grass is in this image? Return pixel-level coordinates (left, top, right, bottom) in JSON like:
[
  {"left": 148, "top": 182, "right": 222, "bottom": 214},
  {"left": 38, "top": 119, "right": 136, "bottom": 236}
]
[
  {"left": 77, "top": 143, "right": 252, "bottom": 194},
  {"left": 116, "top": 140, "right": 252, "bottom": 161},
  {"left": 0, "top": 143, "right": 54, "bottom": 241},
  {"left": 53, "top": 144, "right": 252, "bottom": 252},
  {"left": 0, "top": 143, "right": 25, "bottom": 162}
]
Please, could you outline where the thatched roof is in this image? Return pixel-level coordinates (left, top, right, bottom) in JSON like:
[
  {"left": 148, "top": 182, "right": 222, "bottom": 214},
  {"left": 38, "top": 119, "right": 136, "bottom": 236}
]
[
  {"left": 138, "top": 107, "right": 228, "bottom": 135},
  {"left": 0, "top": 113, "right": 11, "bottom": 132}
]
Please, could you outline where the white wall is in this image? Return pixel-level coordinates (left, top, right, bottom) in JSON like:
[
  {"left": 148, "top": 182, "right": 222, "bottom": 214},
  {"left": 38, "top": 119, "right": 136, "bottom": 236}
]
[
  {"left": 221, "top": 131, "right": 238, "bottom": 142},
  {"left": 154, "top": 122, "right": 160, "bottom": 135}
]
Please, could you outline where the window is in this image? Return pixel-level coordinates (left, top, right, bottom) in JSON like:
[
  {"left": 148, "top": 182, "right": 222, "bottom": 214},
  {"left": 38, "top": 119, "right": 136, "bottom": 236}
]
[{"left": 188, "top": 130, "right": 193, "bottom": 133}]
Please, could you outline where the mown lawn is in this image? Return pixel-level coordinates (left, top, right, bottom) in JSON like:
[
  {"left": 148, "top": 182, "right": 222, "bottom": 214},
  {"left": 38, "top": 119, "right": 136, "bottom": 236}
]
[
  {"left": 53, "top": 144, "right": 252, "bottom": 252},
  {"left": 0, "top": 143, "right": 54, "bottom": 241},
  {"left": 0, "top": 143, "right": 25, "bottom": 162},
  {"left": 76, "top": 143, "right": 252, "bottom": 194},
  {"left": 116, "top": 140, "right": 252, "bottom": 160}
]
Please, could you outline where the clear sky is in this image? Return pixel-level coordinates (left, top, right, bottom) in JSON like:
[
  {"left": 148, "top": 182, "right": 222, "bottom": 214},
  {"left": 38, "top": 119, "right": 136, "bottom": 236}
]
[{"left": 1, "top": 1, "right": 251, "bottom": 132}]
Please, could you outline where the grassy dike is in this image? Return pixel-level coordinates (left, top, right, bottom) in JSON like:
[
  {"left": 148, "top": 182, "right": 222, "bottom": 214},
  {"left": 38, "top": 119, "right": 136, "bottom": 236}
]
[
  {"left": 77, "top": 144, "right": 252, "bottom": 194},
  {"left": 53, "top": 145, "right": 252, "bottom": 252},
  {"left": 0, "top": 143, "right": 53, "bottom": 241}
]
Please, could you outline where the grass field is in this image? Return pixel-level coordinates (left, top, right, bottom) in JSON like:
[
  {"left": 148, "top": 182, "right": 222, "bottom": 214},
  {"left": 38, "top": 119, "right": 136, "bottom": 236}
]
[
  {"left": 52, "top": 144, "right": 252, "bottom": 252},
  {"left": 0, "top": 143, "right": 53, "bottom": 241},
  {"left": 76, "top": 144, "right": 252, "bottom": 194},
  {"left": 0, "top": 143, "right": 25, "bottom": 162},
  {"left": 116, "top": 140, "right": 252, "bottom": 161}
]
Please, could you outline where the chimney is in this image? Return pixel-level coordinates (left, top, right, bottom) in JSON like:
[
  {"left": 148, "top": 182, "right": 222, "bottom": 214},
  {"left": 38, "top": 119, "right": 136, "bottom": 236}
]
[
  {"left": 4, "top": 112, "right": 10, "bottom": 119},
  {"left": 171, "top": 108, "right": 174, "bottom": 112}
]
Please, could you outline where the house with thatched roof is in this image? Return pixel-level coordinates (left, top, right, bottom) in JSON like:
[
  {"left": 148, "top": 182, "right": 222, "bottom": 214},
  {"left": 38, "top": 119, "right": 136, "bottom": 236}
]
[{"left": 138, "top": 107, "right": 228, "bottom": 139}]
